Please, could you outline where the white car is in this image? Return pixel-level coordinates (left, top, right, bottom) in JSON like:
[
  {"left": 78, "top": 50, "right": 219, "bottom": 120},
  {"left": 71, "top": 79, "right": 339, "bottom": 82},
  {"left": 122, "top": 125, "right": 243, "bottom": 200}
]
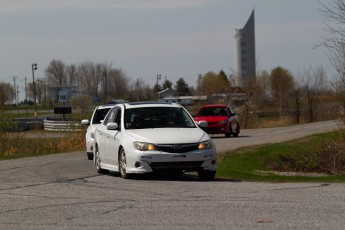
[
  {"left": 93, "top": 102, "right": 217, "bottom": 180},
  {"left": 81, "top": 105, "right": 115, "bottom": 160}
]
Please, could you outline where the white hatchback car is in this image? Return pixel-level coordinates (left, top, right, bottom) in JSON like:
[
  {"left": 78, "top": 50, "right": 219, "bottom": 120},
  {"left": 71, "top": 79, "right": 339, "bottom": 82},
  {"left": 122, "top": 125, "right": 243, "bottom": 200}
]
[
  {"left": 93, "top": 102, "right": 217, "bottom": 180},
  {"left": 81, "top": 105, "right": 115, "bottom": 160}
]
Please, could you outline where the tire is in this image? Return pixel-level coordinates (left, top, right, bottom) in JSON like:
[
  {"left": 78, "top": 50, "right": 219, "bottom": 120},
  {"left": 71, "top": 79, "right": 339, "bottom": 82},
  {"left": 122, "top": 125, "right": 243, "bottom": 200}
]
[
  {"left": 119, "top": 148, "right": 129, "bottom": 179},
  {"left": 233, "top": 123, "right": 240, "bottom": 137},
  {"left": 87, "top": 152, "right": 93, "bottom": 160},
  {"left": 95, "top": 146, "right": 107, "bottom": 174},
  {"left": 198, "top": 170, "right": 216, "bottom": 181},
  {"left": 225, "top": 123, "right": 231, "bottom": 138}
]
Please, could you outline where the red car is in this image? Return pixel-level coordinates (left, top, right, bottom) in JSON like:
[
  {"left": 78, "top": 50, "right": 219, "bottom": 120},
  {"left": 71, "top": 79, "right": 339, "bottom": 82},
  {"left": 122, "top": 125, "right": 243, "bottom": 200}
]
[{"left": 193, "top": 104, "right": 240, "bottom": 137}]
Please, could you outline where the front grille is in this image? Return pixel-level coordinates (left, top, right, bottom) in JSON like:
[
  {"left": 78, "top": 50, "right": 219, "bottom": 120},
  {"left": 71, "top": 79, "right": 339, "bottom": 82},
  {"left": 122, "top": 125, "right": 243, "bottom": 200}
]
[
  {"left": 156, "top": 143, "right": 199, "bottom": 153},
  {"left": 149, "top": 161, "right": 203, "bottom": 171}
]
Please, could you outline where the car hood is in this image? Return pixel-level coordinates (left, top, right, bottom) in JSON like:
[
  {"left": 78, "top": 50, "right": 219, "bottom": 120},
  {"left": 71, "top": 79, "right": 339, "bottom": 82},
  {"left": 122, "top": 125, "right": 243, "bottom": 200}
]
[
  {"left": 194, "top": 116, "right": 227, "bottom": 123},
  {"left": 125, "top": 128, "right": 208, "bottom": 144}
]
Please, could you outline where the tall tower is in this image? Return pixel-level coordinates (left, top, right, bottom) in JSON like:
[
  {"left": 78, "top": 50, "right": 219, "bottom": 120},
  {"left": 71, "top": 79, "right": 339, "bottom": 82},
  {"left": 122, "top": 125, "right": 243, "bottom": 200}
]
[{"left": 234, "top": 9, "right": 256, "bottom": 87}]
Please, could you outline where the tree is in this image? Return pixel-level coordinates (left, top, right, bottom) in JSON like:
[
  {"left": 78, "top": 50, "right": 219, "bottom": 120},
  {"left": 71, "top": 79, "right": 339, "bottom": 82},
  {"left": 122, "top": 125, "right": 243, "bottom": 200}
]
[
  {"left": 130, "top": 78, "right": 153, "bottom": 101},
  {"left": 174, "top": 78, "right": 190, "bottom": 96},
  {"left": 0, "top": 83, "right": 13, "bottom": 106},
  {"left": 67, "top": 64, "right": 77, "bottom": 86},
  {"left": 199, "top": 71, "right": 230, "bottom": 98},
  {"left": 162, "top": 79, "right": 173, "bottom": 90},
  {"left": 319, "top": 0, "right": 345, "bottom": 123},
  {"left": 77, "top": 61, "right": 101, "bottom": 98},
  {"left": 45, "top": 59, "right": 67, "bottom": 87},
  {"left": 319, "top": 0, "right": 345, "bottom": 81},
  {"left": 290, "top": 75, "right": 304, "bottom": 124},
  {"left": 270, "top": 67, "right": 294, "bottom": 117},
  {"left": 106, "top": 68, "right": 130, "bottom": 100},
  {"left": 303, "top": 66, "right": 327, "bottom": 122}
]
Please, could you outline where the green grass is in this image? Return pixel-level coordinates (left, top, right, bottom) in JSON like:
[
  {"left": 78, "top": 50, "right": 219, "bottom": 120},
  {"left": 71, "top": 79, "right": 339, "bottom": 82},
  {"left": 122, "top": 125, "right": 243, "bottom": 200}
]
[{"left": 216, "top": 131, "right": 345, "bottom": 182}]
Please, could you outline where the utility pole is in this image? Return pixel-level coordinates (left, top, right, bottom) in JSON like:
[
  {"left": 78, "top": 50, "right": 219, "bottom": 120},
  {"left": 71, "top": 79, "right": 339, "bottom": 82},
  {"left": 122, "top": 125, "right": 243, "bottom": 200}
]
[
  {"left": 32, "top": 63, "right": 37, "bottom": 118},
  {"left": 25, "top": 77, "right": 28, "bottom": 118},
  {"left": 156, "top": 74, "right": 161, "bottom": 100},
  {"left": 103, "top": 70, "right": 107, "bottom": 104},
  {"left": 12, "top": 76, "right": 17, "bottom": 105}
]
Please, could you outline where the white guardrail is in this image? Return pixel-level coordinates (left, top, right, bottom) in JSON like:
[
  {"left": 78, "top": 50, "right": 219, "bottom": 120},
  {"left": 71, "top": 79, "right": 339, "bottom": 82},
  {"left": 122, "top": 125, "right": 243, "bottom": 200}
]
[{"left": 43, "top": 120, "right": 82, "bottom": 131}]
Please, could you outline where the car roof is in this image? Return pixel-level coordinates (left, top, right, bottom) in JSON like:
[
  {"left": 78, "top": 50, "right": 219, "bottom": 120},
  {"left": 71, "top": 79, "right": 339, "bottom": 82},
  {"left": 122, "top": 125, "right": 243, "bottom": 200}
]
[
  {"left": 201, "top": 104, "right": 227, "bottom": 108},
  {"left": 123, "top": 102, "right": 182, "bottom": 109},
  {"left": 95, "top": 104, "right": 116, "bottom": 110}
]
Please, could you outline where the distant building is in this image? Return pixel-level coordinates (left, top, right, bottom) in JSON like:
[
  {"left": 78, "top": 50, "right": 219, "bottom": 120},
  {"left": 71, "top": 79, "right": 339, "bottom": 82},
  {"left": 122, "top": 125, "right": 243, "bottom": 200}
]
[
  {"left": 47, "top": 86, "right": 77, "bottom": 104},
  {"left": 234, "top": 9, "right": 256, "bottom": 87}
]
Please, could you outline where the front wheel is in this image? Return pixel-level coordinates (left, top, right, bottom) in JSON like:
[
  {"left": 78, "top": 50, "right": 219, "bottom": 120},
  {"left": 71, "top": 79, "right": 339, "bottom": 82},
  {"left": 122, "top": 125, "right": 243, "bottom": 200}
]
[
  {"left": 198, "top": 170, "right": 216, "bottom": 181},
  {"left": 119, "top": 148, "right": 129, "bottom": 179},
  {"left": 95, "top": 146, "right": 107, "bottom": 174}
]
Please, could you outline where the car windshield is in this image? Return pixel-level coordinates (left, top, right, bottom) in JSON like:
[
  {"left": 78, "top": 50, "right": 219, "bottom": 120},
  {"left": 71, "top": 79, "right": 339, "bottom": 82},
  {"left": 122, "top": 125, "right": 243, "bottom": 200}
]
[
  {"left": 124, "top": 107, "right": 196, "bottom": 129},
  {"left": 92, "top": 108, "right": 112, "bottom": 124},
  {"left": 198, "top": 107, "right": 227, "bottom": 116}
]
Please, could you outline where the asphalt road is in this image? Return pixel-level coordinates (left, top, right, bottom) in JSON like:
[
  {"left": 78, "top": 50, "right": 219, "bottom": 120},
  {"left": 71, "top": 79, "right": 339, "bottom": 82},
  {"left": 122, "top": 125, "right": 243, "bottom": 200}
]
[{"left": 0, "top": 120, "right": 344, "bottom": 230}]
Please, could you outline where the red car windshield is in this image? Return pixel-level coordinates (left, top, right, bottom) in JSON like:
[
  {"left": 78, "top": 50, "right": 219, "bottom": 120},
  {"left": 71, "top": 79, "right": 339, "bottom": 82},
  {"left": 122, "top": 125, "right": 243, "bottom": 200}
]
[{"left": 197, "top": 107, "right": 227, "bottom": 116}]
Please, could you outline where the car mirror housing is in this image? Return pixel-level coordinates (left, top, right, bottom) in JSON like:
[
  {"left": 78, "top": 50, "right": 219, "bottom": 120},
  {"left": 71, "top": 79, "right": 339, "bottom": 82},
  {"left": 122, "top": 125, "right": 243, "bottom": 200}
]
[
  {"left": 107, "top": 122, "right": 119, "bottom": 130},
  {"left": 197, "top": 120, "right": 208, "bottom": 128},
  {"left": 81, "top": 119, "right": 90, "bottom": 125}
]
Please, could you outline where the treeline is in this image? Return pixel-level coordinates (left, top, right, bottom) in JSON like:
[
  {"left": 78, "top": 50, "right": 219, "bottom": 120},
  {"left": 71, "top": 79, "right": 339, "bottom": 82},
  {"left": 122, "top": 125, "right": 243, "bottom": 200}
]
[{"left": 0, "top": 59, "right": 342, "bottom": 127}]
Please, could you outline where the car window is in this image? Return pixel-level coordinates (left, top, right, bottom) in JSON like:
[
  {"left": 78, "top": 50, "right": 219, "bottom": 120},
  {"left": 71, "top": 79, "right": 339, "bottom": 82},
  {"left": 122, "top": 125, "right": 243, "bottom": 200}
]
[
  {"left": 114, "top": 108, "right": 122, "bottom": 128},
  {"left": 103, "top": 107, "right": 118, "bottom": 125},
  {"left": 92, "top": 108, "right": 112, "bottom": 124},
  {"left": 124, "top": 107, "right": 196, "bottom": 129}
]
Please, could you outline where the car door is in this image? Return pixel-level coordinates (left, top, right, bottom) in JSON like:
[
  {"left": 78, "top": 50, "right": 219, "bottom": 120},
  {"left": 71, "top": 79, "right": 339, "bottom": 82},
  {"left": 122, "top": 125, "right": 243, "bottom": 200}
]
[
  {"left": 104, "top": 107, "right": 121, "bottom": 166},
  {"left": 98, "top": 108, "right": 117, "bottom": 164}
]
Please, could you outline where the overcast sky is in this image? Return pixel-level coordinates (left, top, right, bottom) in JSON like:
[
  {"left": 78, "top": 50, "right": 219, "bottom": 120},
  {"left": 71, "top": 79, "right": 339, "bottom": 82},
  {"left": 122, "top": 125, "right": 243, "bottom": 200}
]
[{"left": 0, "top": 0, "right": 335, "bottom": 101}]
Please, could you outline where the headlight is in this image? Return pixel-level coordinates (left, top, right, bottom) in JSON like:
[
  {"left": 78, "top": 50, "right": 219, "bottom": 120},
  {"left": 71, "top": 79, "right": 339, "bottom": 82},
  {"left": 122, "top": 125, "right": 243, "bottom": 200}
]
[
  {"left": 134, "top": 141, "right": 157, "bottom": 151},
  {"left": 198, "top": 140, "right": 213, "bottom": 149},
  {"left": 218, "top": 120, "right": 227, "bottom": 125}
]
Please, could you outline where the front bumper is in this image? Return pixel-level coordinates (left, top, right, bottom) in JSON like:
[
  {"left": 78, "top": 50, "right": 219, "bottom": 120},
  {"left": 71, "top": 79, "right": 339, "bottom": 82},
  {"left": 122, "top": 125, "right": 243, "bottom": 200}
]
[{"left": 125, "top": 148, "right": 216, "bottom": 174}]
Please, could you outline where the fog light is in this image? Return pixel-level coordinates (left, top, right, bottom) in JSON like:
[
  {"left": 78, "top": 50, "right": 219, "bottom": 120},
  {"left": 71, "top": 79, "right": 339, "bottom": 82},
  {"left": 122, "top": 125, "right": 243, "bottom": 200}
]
[{"left": 134, "top": 161, "right": 141, "bottom": 168}]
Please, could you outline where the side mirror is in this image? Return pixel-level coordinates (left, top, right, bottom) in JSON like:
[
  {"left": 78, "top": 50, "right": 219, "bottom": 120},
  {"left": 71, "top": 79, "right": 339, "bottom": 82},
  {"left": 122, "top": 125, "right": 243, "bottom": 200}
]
[
  {"left": 197, "top": 120, "right": 208, "bottom": 128},
  {"left": 107, "top": 122, "right": 119, "bottom": 130},
  {"left": 81, "top": 119, "right": 90, "bottom": 125}
]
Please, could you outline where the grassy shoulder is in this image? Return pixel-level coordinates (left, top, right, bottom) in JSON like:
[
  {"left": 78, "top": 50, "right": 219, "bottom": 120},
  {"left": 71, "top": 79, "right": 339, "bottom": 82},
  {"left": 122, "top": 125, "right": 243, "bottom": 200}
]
[
  {"left": 0, "top": 130, "right": 85, "bottom": 160},
  {"left": 216, "top": 130, "right": 345, "bottom": 182}
]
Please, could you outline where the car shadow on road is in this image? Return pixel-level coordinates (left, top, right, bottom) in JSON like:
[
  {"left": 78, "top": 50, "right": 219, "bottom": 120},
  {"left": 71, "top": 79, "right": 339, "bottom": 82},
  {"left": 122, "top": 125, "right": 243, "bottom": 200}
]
[
  {"left": 210, "top": 135, "right": 251, "bottom": 139},
  {"left": 107, "top": 171, "right": 241, "bottom": 182}
]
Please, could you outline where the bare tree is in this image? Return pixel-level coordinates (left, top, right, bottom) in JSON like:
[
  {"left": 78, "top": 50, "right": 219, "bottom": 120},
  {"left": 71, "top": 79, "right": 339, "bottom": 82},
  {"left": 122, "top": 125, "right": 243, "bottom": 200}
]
[
  {"left": 302, "top": 66, "right": 327, "bottom": 122},
  {"left": 106, "top": 68, "right": 130, "bottom": 99},
  {"left": 0, "top": 83, "right": 13, "bottom": 106},
  {"left": 130, "top": 78, "right": 152, "bottom": 101},
  {"left": 77, "top": 61, "right": 101, "bottom": 98},
  {"left": 320, "top": 0, "right": 345, "bottom": 122},
  {"left": 320, "top": 0, "right": 345, "bottom": 81},
  {"left": 290, "top": 74, "right": 304, "bottom": 124},
  {"left": 67, "top": 64, "right": 77, "bottom": 87},
  {"left": 270, "top": 67, "right": 295, "bottom": 117},
  {"left": 45, "top": 59, "right": 67, "bottom": 87}
]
